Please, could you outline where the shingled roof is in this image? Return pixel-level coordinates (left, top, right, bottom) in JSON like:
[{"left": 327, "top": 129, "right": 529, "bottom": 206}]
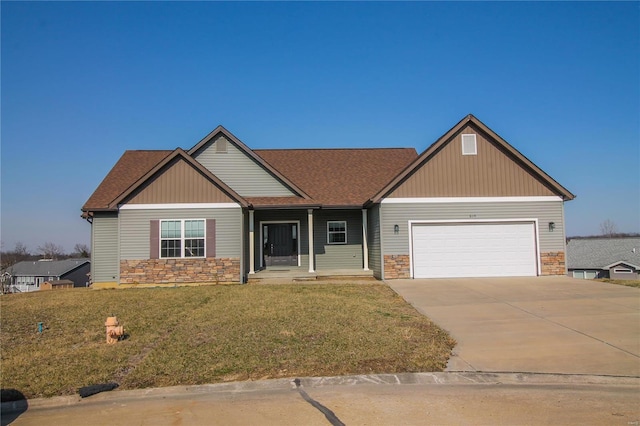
[
  {"left": 83, "top": 150, "right": 172, "bottom": 212},
  {"left": 82, "top": 142, "right": 418, "bottom": 212},
  {"left": 254, "top": 148, "right": 418, "bottom": 206},
  {"left": 566, "top": 238, "right": 640, "bottom": 269}
]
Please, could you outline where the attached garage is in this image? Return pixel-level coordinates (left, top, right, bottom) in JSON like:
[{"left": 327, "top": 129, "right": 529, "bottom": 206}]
[{"left": 410, "top": 221, "right": 538, "bottom": 278}]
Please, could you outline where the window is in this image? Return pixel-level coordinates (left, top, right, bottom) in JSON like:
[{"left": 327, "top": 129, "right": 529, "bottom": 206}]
[
  {"left": 461, "top": 134, "right": 477, "bottom": 155},
  {"left": 327, "top": 221, "right": 347, "bottom": 244},
  {"left": 613, "top": 267, "right": 632, "bottom": 273},
  {"left": 160, "top": 219, "right": 205, "bottom": 258}
]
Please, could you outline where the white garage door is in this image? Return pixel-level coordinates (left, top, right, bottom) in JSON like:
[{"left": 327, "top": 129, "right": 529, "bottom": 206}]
[{"left": 411, "top": 222, "right": 537, "bottom": 278}]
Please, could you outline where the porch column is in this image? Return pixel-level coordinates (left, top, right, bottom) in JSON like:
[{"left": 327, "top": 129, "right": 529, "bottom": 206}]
[
  {"left": 249, "top": 210, "right": 255, "bottom": 274},
  {"left": 362, "top": 209, "right": 369, "bottom": 271},
  {"left": 308, "top": 208, "right": 315, "bottom": 273}
]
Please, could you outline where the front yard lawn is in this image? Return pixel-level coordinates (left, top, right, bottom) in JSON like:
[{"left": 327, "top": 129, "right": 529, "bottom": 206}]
[{"left": 0, "top": 283, "right": 455, "bottom": 399}]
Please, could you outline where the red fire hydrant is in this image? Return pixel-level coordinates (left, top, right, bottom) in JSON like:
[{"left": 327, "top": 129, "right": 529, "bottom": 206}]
[{"left": 105, "top": 316, "right": 124, "bottom": 344}]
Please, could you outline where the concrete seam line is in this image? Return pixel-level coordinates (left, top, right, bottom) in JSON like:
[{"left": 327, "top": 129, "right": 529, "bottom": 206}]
[{"left": 293, "top": 378, "right": 345, "bottom": 426}]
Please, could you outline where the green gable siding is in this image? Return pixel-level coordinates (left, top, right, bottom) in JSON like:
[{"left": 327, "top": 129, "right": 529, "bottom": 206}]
[{"left": 193, "top": 135, "right": 294, "bottom": 197}]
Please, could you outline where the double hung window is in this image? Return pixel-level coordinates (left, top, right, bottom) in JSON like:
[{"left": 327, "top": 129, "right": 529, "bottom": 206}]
[
  {"left": 327, "top": 221, "right": 347, "bottom": 244},
  {"left": 160, "top": 219, "right": 205, "bottom": 258}
]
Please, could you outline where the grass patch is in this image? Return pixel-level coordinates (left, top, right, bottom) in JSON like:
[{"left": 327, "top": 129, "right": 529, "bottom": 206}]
[
  {"left": 595, "top": 279, "right": 640, "bottom": 288},
  {"left": 0, "top": 284, "right": 455, "bottom": 399}
]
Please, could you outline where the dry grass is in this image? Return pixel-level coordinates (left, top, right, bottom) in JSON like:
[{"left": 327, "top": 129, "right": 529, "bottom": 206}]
[
  {"left": 0, "top": 284, "right": 455, "bottom": 399},
  {"left": 596, "top": 278, "right": 640, "bottom": 288}
]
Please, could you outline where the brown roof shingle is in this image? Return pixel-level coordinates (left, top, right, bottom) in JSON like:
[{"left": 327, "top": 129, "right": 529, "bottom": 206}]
[
  {"left": 254, "top": 148, "right": 418, "bottom": 206},
  {"left": 82, "top": 145, "right": 418, "bottom": 212},
  {"left": 82, "top": 150, "right": 172, "bottom": 211}
]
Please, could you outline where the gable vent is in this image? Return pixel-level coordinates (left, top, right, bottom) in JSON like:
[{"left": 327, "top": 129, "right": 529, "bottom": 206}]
[
  {"left": 216, "top": 138, "right": 228, "bottom": 153},
  {"left": 461, "top": 134, "right": 477, "bottom": 155}
]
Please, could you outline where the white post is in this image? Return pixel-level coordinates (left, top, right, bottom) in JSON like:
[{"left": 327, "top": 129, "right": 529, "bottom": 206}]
[
  {"left": 249, "top": 210, "right": 255, "bottom": 274},
  {"left": 362, "top": 209, "right": 369, "bottom": 271},
  {"left": 308, "top": 209, "right": 315, "bottom": 273}
]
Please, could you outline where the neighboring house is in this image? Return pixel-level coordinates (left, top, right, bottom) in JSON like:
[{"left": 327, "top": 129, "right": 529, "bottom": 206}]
[
  {"left": 6, "top": 258, "right": 91, "bottom": 292},
  {"left": 81, "top": 114, "right": 575, "bottom": 287},
  {"left": 567, "top": 238, "right": 640, "bottom": 280}
]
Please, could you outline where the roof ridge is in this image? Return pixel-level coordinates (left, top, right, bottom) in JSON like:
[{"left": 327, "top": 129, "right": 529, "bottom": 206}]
[{"left": 254, "top": 147, "right": 416, "bottom": 151}]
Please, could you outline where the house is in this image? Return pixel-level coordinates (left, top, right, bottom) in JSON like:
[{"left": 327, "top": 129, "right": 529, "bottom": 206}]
[
  {"left": 566, "top": 237, "right": 640, "bottom": 280},
  {"left": 81, "top": 114, "right": 575, "bottom": 287},
  {"left": 6, "top": 258, "right": 91, "bottom": 292}
]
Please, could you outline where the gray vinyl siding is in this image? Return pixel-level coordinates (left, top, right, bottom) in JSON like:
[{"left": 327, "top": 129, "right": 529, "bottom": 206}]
[
  {"left": 192, "top": 135, "right": 295, "bottom": 197},
  {"left": 381, "top": 200, "right": 566, "bottom": 256},
  {"left": 368, "top": 206, "right": 382, "bottom": 279},
  {"left": 119, "top": 207, "right": 242, "bottom": 259},
  {"left": 92, "top": 212, "right": 119, "bottom": 283},
  {"left": 314, "top": 210, "right": 363, "bottom": 270},
  {"left": 252, "top": 209, "right": 365, "bottom": 271}
]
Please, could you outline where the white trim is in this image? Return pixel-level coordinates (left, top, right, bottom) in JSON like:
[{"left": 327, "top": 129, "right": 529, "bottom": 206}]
[
  {"left": 408, "top": 218, "right": 540, "bottom": 278},
  {"left": 327, "top": 220, "right": 347, "bottom": 245},
  {"left": 159, "top": 218, "right": 206, "bottom": 259},
  {"left": 381, "top": 196, "right": 562, "bottom": 204},
  {"left": 308, "top": 209, "right": 315, "bottom": 273},
  {"left": 249, "top": 211, "right": 255, "bottom": 274},
  {"left": 259, "top": 220, "right": 302, "bottom": 269},
  {"left": 605, "top": 261, "right": 640, "bottom": 270},
  {"left": 120, "top": 203, "right": 239, "bottom": 210},
  {"left": 461, "top": 134, "right": 477, "bottom": 155},
  {"left": 362, "top": 209, "right": 369, "bottom": 271}
]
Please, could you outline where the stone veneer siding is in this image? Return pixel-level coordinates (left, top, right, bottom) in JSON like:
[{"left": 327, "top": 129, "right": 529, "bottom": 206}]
[
  {"left": 540, "top": 251, "right": 566, "bottom": 276},
  {"left": 120, "top": 258, "right": 240, "bottom": 284},
  {"left": 384, "top": 255, "right": 411, "bottom": 279}
]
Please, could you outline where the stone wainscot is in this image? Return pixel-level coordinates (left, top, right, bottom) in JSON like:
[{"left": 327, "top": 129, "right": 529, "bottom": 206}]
[{"left": 120, "top": 258, "right": 240, "bottom": 285}]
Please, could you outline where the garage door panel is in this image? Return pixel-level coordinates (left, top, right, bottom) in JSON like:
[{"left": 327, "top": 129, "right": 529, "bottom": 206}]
[{"left": 412, "top": 222, "right": 537, "bottom": 278}]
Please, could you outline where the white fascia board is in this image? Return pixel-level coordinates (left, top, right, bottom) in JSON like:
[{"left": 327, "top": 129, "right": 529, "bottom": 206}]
[
  {"left": 604, "top": 261, "right": 640, "bottom": 270},
  {"left": 381, "top": 196, "right": 562, "bottom": 204},
  {"left": 119, "top": 203, "right": 240, "bottom": 210}
]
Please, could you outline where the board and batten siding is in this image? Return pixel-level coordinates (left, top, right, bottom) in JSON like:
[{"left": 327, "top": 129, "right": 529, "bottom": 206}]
[
  {"left": 387, "top": 125, "right": 557, "bottom": 198},
  {"left": 119, "top": 207, "right": 242, "bottom": 260},
  {"left": 380, "top": 199, "right": 566, "bottom": 256},
  {"left": 92, "top": 212, "right": 119, "bottom": 283},
  {"left": 367, "top": 205, "right": 382, "bottom": 279},
  {"left": 314, "top": 210, "right": 363, "bottom": 270},
  {"left": 192, "top": 135, "right": 295, "bottom": 197}
]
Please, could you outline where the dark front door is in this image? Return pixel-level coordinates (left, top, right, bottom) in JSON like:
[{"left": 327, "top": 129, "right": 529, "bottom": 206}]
[{"left": 264, "top": 223, "right": 297, "bottom": 267}]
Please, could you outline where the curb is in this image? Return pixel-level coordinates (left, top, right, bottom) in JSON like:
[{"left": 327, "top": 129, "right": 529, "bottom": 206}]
[{"left": 3, "top": 372, "right": 639, "bottom": 414}]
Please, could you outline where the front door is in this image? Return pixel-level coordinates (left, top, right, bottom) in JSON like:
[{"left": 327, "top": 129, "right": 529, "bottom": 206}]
[{"left": 264, "top": 223, "right": 297, "bottom": 267}]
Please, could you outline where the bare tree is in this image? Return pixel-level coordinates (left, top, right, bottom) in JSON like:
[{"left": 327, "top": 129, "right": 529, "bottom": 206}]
[
  {"left": 73, "top": 243, "right": 90, "bottom": 258},
  {"left": 1, "top": 242, "right": 32, "bottom": 270},
  {"left": 14, "top": 242, "right": 29, "bottom": 256},
  {"left": 37, "top": 242, "right": 65, "bottom": 260},
  {"left": 599, "top": 219, "right": 618, "bottom": 237}
]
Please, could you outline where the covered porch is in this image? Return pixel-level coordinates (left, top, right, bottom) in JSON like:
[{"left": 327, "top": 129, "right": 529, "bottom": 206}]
[{"left": 245, "top": 207, "right": 371, "bottom": 279}]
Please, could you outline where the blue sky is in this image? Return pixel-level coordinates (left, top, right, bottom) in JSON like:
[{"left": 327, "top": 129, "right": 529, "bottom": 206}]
[{"left": 1, "top": 1, "right": 639, "bottom": 253}]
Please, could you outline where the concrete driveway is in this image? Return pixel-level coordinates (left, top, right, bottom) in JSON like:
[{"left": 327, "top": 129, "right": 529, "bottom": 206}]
[{"left": 388, "top": 276, "right": 640, "bottom": 376}]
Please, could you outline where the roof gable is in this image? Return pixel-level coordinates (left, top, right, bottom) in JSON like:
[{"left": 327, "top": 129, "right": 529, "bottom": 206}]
[
  {"left": 370, "top": 115, "right": 575, "bottom": 203},
  {"left": 110, "top": 149, "right": 248, "bottom": 208},
  {"left": 121, "top": 155, "right": 240, "bottom": 205},
  {"left": 188, "top": 126, "right": 311, "bottom": 199}
]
